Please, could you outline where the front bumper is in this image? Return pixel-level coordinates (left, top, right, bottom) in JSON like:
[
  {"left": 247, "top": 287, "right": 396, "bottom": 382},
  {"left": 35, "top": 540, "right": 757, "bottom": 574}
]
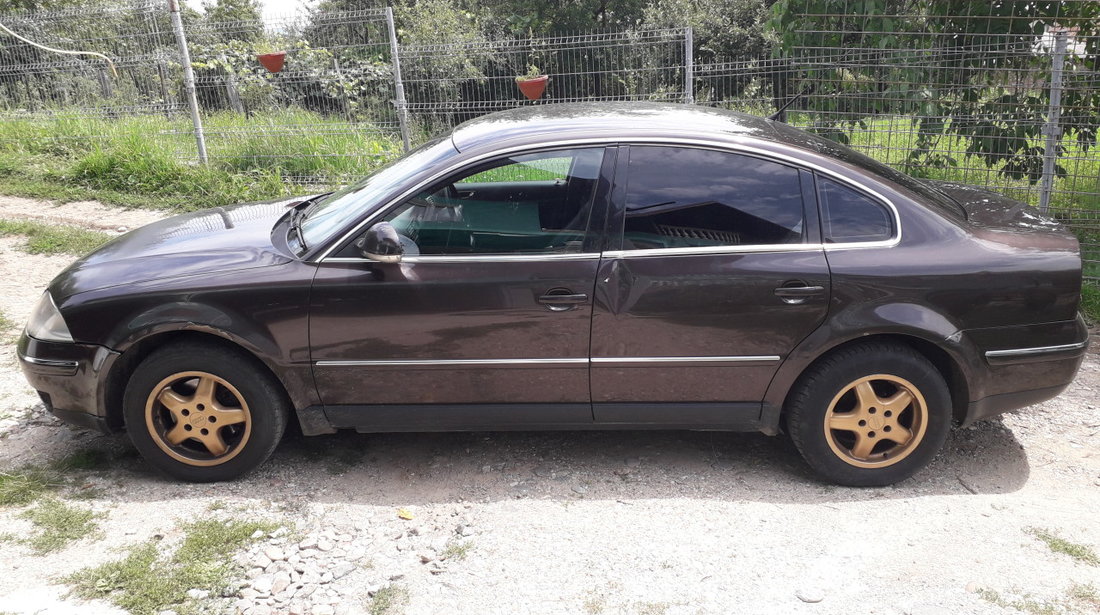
[{"left": 17, "top": 332, "right": 120, "bottom": 434}]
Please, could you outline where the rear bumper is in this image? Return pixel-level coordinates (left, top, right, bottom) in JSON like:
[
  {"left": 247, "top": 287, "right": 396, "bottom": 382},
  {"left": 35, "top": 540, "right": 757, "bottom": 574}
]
[
  {"left": 17, "top": 332, "right": 119, "bottom": 434},
  {"left": 960, "top": 314, "right": 1089, "bottom": 425}
]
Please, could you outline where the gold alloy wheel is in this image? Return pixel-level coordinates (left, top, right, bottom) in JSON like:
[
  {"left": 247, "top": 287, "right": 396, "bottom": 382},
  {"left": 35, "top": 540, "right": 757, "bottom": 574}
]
[
  {"left": 144, "top": 371, "right": 252, "bottom": 467},
  {"left": 823, "top": 374, "right": 928, "bottom": 468}
]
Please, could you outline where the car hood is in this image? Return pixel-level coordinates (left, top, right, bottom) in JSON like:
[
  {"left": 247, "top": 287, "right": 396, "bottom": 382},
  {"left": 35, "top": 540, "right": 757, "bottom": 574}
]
[{"left": 50, "top": 198, "right": 304, "bottom": 300}]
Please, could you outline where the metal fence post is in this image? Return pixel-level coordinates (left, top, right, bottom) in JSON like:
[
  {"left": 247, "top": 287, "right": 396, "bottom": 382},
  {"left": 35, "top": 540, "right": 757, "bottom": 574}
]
[
  {"left": 683, "top": 26, "right": 694, "bottom": 105},
  {"left": 167, "top": 0, "right": 207, "bottom": 164},
  {"left": 1038, "top": 27, "right": 1068, "bottom": 214},
  {"left": 385, "top": 6, "right": 411, "bottom": 152}
]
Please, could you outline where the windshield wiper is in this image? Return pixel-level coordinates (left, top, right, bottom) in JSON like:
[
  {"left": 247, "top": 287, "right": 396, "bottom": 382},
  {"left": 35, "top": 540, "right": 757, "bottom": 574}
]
[{"left": 287, "top": 192, "right": 333, "bottom": 251}]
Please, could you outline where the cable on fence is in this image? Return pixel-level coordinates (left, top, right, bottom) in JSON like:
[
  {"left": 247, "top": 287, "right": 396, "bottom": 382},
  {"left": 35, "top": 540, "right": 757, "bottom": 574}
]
[{"left": 0, "top": 19, "right": 117, "bottom": 78}]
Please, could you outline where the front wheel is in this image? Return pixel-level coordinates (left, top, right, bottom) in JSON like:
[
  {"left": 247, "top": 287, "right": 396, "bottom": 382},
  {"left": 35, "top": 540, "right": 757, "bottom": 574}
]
[
  {"left": 785, "top": 342, "right": 952, "bottom": 487},
  {"left": 123, "top": 343, "right": 289, "bottom": 482}
]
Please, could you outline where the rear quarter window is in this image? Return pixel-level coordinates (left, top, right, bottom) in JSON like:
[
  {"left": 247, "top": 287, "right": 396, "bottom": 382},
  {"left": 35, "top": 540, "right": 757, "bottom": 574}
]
[{"left": 817, "top": 176, "right": 895, "bottom": 243}]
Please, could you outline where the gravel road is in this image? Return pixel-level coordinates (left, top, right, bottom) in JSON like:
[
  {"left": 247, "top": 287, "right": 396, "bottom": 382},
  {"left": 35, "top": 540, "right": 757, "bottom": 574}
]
[{"left": 1, "top": 196, "right": 1098, "bottom": 615}]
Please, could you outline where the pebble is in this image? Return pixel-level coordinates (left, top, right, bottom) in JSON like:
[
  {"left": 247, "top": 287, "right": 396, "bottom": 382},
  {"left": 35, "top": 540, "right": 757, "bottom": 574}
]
[
  {"left": 271, "top": 571, "right": 292, "bottom": 594},
  {"left": 317, "top": 539, "right": 335, "bottom": 552},
  {"left": 571, "top": 485, "right": 588, "bottom": 494},
  {"left": 332, "top": 562, "right": 356, "bottom": 579},
  {"left": 312, "top": 605, "right": 335, "bottom": 615},
  {"left": 185, "top": 588, "right": 209, "bottom": 600},
  {"left": 264, "top": 546, "right": 286, "bottom": 562},
  {"left": 252, "top": 574, "right": 275, "bottom": 594},
  {"left": 796, "top": 588, "right": 825, "bottom": 603}
]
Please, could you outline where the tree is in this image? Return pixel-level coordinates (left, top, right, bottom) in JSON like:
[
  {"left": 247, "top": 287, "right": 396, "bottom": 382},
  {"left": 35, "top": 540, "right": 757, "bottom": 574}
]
[
  {"left": 201, "top": 0, "right": 263, "bottom": 44},
  {"left": 768, "top": 1, "right": 1100, "bottom": 184}
]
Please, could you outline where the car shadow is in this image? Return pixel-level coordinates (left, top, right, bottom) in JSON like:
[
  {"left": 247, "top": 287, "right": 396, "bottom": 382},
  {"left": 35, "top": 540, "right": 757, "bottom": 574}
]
[{"left": 58, "top": 414, "right": 1030, "bottom": 506}]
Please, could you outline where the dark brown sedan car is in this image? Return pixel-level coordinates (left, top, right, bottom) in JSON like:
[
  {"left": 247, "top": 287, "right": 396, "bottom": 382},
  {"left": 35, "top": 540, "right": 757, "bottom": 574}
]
[{"left": 18, "top": 103, "right": 1089, "bottom": 486}]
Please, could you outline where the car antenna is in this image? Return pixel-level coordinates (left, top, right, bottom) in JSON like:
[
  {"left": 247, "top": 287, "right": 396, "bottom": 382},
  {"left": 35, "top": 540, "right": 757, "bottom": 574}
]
[{"left": 767, "top": 85, "right": 815, "bottom": 122}]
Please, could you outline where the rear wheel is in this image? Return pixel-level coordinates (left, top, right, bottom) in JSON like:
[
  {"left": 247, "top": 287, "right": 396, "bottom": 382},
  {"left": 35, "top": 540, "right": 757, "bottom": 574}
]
[
  {"left": 786, "top": 342, "right": 951, "bottom": 486},
  {"left": 123, "top": 343, "right": 289, "bottom": 482}
]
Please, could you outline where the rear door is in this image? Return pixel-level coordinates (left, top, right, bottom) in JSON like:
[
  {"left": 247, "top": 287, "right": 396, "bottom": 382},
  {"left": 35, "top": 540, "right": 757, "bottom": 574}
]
[{"left": 590, "top": 144, "right": 830, "bottom": 426}]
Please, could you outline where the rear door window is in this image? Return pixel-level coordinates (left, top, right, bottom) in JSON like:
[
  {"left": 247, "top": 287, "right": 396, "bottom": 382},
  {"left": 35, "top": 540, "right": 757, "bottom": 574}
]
[{"left": 621, "top": 146, "right": 806, "bottom": 250}]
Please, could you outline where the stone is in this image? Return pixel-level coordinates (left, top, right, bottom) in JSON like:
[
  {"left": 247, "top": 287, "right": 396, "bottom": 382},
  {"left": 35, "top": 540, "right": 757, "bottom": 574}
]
[
  {"left": 419, "top": 552, "right": 435, "bottom": 564},
  {"left": 251, "top": 530, "right": 266, "bottom": 539},
  {"left": 252, "top": 574, "right": 275, "bottom": 594},
  {"left": 299, "top": 536, "right": 319, "bottom": 550},
  {"left": 317, "top": 539, "right": 335, "bottom": 552},
  {"left": 253, "top": 554, "right": 273, "bottom": 569},
  {"left": 571, "top": 485, "right": 588, "bottom": 494},
  {"left": 271, "top": 571, "right": 292, "bottom": 595},
  {"left": 239, "top": 588, "right": 260, "bottom": 601},
  {"left": 460, "top": 525, "right": 475, "bottom": 537},
  {"left": 796, "top": 588, "right": 825, "bottom": 604},
  {"left": 332, "top": 562, "right": 356, "bottom": 580},
  {"left": 288, "top": 602, "right": 309, "bottom": 615},
  {"left": 312, "top": 605, "right": 335, "bottom": 615},
  {"left": 320, "top": 571, "right": 334, "bottom": 584},
  {"left": 250, "top": 606, "right": 273, "bottom": 615},
  {"left": 297, "top": 584, "right": 319, "bottom": 599},
  {"left": 185, "top": 588, "right": 210, "bottom": 600},
  {"left": 246, "top": 567, "right": 264, "bottom": 579},
  {"left": 264, "top": 547, "right": 286, "bottom": 562}
]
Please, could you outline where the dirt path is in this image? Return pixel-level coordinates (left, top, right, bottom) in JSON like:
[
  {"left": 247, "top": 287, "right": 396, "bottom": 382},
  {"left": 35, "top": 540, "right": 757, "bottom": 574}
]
[{"left": 0, "top": 195, "right": 1098, "bottom": 615}]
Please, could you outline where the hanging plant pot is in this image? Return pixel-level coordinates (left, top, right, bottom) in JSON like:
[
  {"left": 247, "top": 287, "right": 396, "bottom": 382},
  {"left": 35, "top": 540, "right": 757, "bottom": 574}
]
[
  {"left": 257, "top": 51, "right": 287, "bottom": 73},
  {"left": 516, "top": 75, "right": 549, "bottom": 100}
]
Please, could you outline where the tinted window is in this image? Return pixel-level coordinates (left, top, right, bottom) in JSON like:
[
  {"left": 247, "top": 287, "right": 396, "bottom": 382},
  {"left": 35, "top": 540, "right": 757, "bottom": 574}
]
[
  {"left": 622, "top": 147, "right": 804, "bottom": 250},
  {"left": 818, "top": 177, "right": 894, "bottom": 243},
  {"left": 383, "top": 148, "right": 604, "bottom": 255}
]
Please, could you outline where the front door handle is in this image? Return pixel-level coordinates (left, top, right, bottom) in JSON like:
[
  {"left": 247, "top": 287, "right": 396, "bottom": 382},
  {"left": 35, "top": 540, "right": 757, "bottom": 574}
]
[
  {"left": 774, "top": 285, "right": 825, "bottom": 305},
  {"left": 538, "top": 289, "right": 589, "bottom": 311}
]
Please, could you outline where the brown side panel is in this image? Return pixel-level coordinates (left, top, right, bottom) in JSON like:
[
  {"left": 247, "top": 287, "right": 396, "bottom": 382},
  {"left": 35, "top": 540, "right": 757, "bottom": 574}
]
[
  {"left": 309, "top": 259, "right": 599, "bottom": 406},
  {"left": 590, "top": 250, "right": 830, "bottom": 404}
]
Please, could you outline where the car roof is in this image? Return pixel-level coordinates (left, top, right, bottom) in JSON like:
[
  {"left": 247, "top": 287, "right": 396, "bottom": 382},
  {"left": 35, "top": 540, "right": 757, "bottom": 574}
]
[{"left": 449, "top": 102, "right": 786, "bottom": 152}]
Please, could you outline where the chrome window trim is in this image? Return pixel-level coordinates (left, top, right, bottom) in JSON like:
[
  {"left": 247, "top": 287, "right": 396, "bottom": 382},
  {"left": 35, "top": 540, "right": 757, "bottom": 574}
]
[
  {"left": 316, "top": 355, "right": 781, "bottom": 367},
  {"left": 325, "top": 253, "right": 602, "bottom": 264},
  {"left": 315, "top": 136, "right": 903, "bottom": 263},
  {"left": 984, "top": 341, "right": 1088, "bottom": 359},
  {"left": 20, "top": 356, "right": 80, "bottom": 368},
  {"left": 601, "top": 244, "right": 822, "bottom": 259}
]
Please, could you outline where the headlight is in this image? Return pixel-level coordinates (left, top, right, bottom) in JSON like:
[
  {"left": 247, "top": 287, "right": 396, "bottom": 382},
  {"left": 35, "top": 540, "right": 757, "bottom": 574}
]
[{"left": 25, "top": 292, "right": 73, "bottom": 343}]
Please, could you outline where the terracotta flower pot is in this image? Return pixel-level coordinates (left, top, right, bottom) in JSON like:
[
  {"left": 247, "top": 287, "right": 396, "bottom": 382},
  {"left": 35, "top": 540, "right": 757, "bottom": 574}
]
[
  {"left": 516, "top": 75, "right": 549, "bottom": 100},
  {"left": 257, "top": 51, "right": 287, "bottom": 73}
]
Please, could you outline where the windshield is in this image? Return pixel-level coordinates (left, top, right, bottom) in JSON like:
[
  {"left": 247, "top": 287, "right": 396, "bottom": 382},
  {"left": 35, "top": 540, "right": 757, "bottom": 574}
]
[{"left": 300, "top": 137, "right": 458, "bottom": 248}]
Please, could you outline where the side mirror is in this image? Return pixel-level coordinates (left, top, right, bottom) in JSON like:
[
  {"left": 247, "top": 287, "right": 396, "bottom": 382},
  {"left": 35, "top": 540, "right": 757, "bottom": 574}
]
[{"left": 355, "top": 222, "right": 405, "bottom": 263}]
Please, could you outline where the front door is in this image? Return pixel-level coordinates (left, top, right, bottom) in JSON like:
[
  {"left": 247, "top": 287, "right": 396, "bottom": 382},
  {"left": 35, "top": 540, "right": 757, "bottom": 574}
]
[
  {"left": 310, "top": 146, "right": 615, "bottom": 429},
  {"left": 590, "top": 145, "right": 830, "bottom": 426}
]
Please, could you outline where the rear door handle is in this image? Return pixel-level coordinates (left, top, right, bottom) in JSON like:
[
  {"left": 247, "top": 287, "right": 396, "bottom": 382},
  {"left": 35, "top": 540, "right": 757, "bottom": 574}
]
[
  {"left": 774, "top": 285, "right": 825, "bottom": 305},
  {"left": 538, "top": 289, "right": 589, "bottom": 311}
]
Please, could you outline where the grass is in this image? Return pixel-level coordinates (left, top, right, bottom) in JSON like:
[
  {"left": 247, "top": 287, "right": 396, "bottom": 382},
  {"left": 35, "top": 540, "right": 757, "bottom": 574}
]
[
  {"left": 440, "top": 540, "right": 473, "bottom": 561},
  {"left": 367, "top": 584, "right": 409, "bottom": 615},
  {"left": 979, "top": 585, "right": 1100, "bottom": 615},
  {"left": 67, "top": 518, "right": 279, "bottom": 615},
  {"left": 1081, "top": 284, "right": 1100, "bottom": 325},
  {"left": 19, "top": 497, "right": 98, "bottom": 553},
  {"left": 0, "top": 466, "right": 62, "bottom": 506},
  {"left": 0, "top": 219, "right": 111, "bottom": 256},
  {"left": 0, "top": 449, "right": 133, "bottom": 507},
  {"left": 0, "top": 110, "right": 401, "bottom": 211},
  {"left": 1028, "top": 527, "right": 1100, "bottom": 566}
]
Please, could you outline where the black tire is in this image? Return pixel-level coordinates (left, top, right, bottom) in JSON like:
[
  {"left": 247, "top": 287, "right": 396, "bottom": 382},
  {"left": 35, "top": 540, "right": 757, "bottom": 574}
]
[
  {"left": 786, "top": 342, "right": 951, "bottom": 487},
  {"left": 123, "top": 342, "right": 289, "bottom": 482}
]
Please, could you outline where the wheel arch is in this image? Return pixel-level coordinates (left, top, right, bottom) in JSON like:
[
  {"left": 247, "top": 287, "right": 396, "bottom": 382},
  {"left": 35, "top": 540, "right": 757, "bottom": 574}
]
[
  {"left": 764, "top": 332, "right": 972, "bottom": 435},
  {"left": 100, "top": 328, "right": 294, "bottom": 433}
]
